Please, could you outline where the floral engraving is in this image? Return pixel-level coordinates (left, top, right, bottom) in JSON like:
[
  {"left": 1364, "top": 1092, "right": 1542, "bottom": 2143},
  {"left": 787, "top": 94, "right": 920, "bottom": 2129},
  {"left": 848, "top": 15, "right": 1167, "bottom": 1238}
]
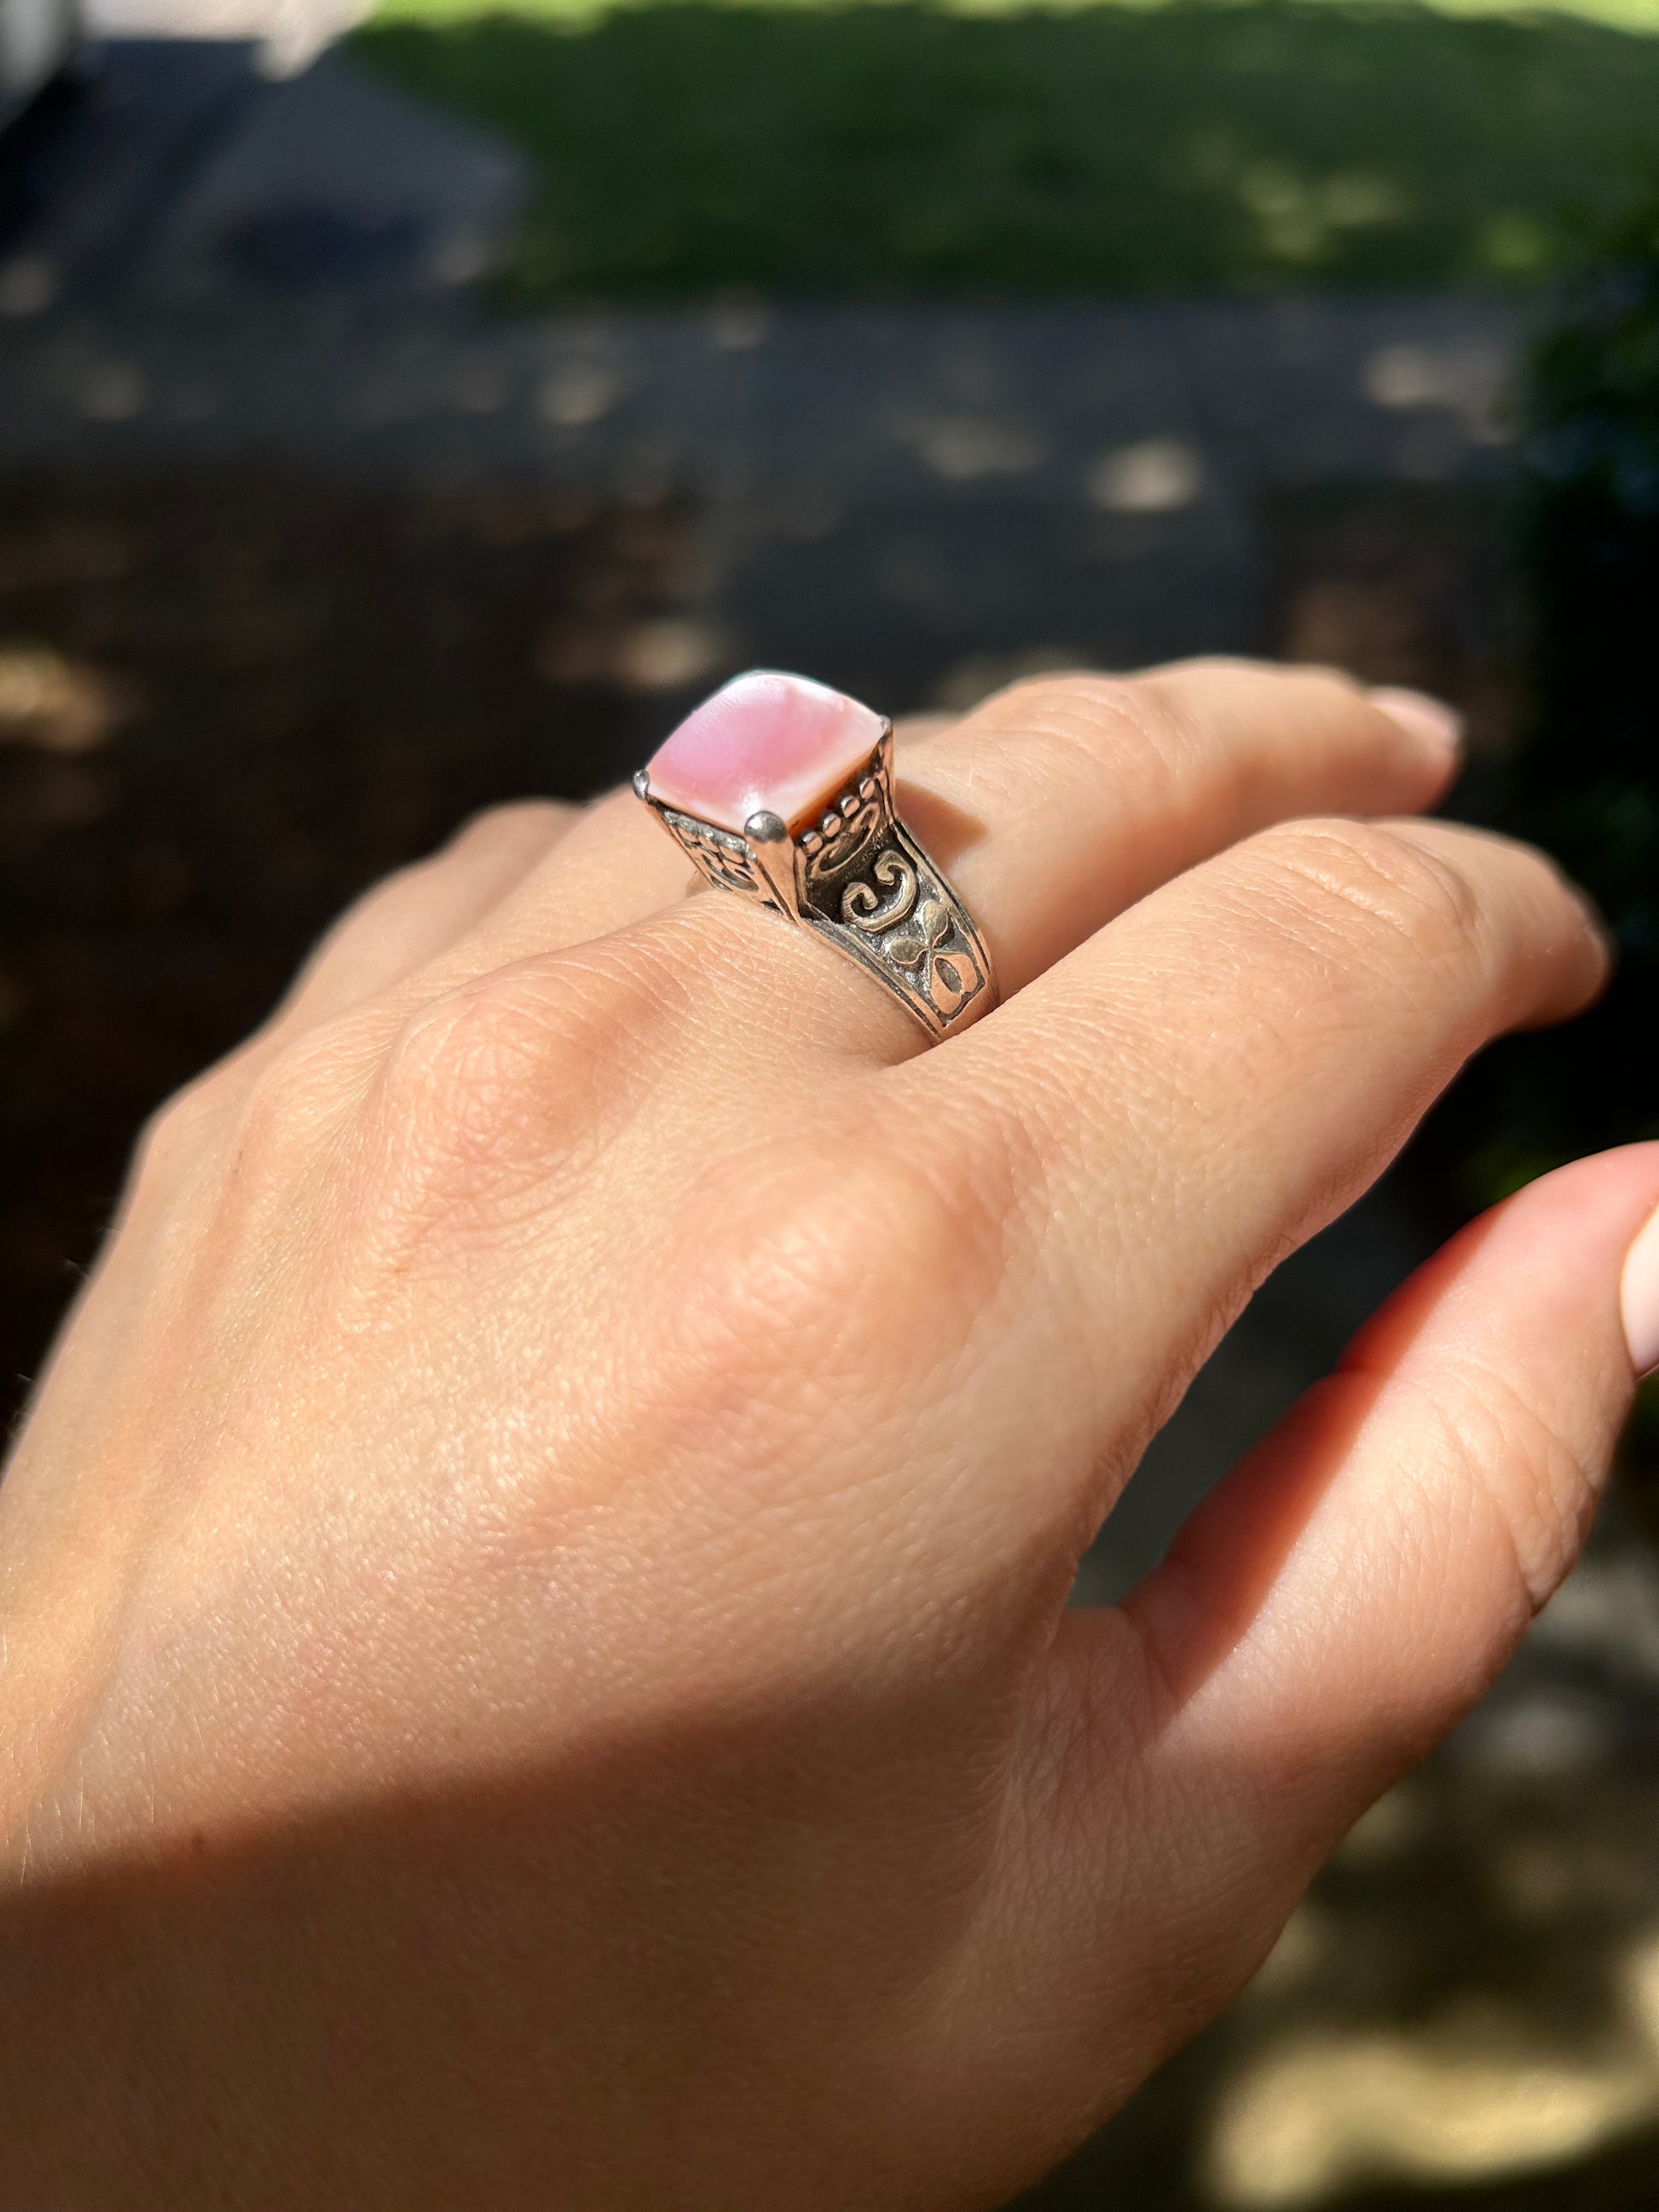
[
  {"left": 887, "top": 896, "right": 983, "bottom": 1019},
  {"left": 662, "top": 809, "right": 766, "bottom": 900}
]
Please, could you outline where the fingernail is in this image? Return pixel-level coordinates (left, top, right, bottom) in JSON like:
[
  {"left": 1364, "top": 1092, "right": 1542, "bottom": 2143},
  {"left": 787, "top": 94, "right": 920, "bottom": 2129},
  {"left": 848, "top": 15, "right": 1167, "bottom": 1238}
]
[
  {"left": 1621, "top": 1204, "right": 1659, "bottom": 1379},
  {"left": 1369, "top": 685, "right": 1465, "bottom": 759}
]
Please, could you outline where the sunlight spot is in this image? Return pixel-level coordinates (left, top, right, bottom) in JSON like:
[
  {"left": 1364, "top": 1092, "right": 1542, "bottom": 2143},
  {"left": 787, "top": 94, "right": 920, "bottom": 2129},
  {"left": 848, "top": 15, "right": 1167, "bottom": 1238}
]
[
  {"left": 1451, "top": 1690, "right": 1615, "bottom": 1776},
  {"left": 431, "top": 222, "right": 492, "bottom": 286},
  {"left": 539, "top": 362, "right": 621, "bottom": 429},
  {"left": 0, "top": 256, "right": 56, "bottom": 318},
  {"left": 707, "top": 294, "right": 770, "bottom": 350},
  {"left": 80, "top": 361, "right": 147, "bottom": 423},
  {"left": 893, "top": 412, "right": 1046, "bottom": 481},
  {"left": 0, "top": 646, "right": 118, "bottom": 754},
  {"left": 1363, "top": 340, "right": 1512, "bottom": 442},
  {"left": 1321, "top": 171, "right": 1408, "bottom": 228},
  {"left": 1087, "top": 436, "right": 1204, "bottom": 512},
  {"left": 1206, "top": 2031, "right": 1658, "bottom": 2207},
  {"left": 1239, "top": 163, "right": 1324, "bottom": 263},
  {"left": 1239, "top": 162, "right": 1408, "bottom": 263},
  {"left": 616, "top": 617, "right": 724, "bottom": 691},
  {"left": 1481, "top": 211, "right": 1554, "bottom": 276}
]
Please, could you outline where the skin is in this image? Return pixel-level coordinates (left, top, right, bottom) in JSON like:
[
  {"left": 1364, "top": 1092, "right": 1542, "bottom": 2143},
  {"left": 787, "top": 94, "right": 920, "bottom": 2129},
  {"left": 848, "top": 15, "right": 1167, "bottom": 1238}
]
[{"left": 0, "top": 657, "right": 1650, "bottom": 2209}]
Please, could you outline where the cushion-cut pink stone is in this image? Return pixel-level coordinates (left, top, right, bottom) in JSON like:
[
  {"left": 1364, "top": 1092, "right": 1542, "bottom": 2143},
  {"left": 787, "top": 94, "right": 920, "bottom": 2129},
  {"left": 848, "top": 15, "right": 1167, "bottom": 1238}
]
[{"left": 645, "top": 670, "right": 885, "bottom": 835}]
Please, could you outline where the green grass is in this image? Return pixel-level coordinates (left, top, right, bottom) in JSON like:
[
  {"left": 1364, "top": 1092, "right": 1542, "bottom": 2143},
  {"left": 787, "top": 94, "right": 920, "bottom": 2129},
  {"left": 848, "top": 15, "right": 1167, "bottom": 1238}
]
[{"left": 350, "top": 0, "right": 1659, "bottom": 298}]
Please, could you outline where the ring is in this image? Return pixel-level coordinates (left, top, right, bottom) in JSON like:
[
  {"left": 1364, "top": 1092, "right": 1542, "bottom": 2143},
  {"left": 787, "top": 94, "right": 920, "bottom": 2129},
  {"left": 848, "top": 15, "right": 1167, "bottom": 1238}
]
[{"left": 634, "top": 671, "right": 997, "bottom": 1041}]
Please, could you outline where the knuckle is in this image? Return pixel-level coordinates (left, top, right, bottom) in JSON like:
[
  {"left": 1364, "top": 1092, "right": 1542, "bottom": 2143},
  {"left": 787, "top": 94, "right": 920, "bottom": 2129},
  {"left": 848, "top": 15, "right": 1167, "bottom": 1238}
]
[
  {"left": 299, "top": 803, "right": 567, "bottom": 980},
  {"left": 232, "top": 1023, "right": 362, "bottom": 1170},
  {"left": 1270, "top": 656, "right": 1371, "bottom": 707},
  {"left": 1252, "top": 817, "right": 1483, "bottom": 967},
  {"left": 378, "top": 973, "right": 543, "bottom": 1131},
  {"left": 1436, "top": 1366, "right": 1600, "bottom": 1609},
  {"left": 1005, "top": 671, "right": 1190, "bottom": 771},
  {"left": 989, "top": 668, "right": 1102, "bottom": 716},
  {"left": 363, "top": 953, "right": 669, "bottom": 1239},
  {"left": 358, "top": 983, "right": 564, "bottom": 1260},
  {"left": 669, "top": 1118, "right": 1008, "bottom": 1426},
  {"left": 130, "top": 1069, "right": 226, "bottom": 1187},
  {"left": 282, "top": 871, "right": 418, "bottom": 990},
  {"left": 974, "top": 671, "right": 1200, "bottom": 822},
  {"left": 376, "top": 965, "right": 581, "bottom": 1145},
  {"left": 286, "top": 808, "right": 569, "bottom": 1016},
  {"left": 445, "top": 798, "right": 569, "bottom": 863}
]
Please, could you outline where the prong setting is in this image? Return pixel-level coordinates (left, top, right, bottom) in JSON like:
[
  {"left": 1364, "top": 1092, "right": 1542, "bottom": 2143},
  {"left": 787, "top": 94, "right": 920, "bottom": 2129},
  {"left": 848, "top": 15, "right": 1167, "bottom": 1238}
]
[{"left": 634, "top": 702, "right": 993, "bottom": 1039}]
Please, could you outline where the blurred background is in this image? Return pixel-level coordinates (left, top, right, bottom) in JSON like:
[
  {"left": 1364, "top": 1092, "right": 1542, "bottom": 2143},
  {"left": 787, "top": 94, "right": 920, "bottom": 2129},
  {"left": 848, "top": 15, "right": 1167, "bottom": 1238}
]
[{"left": 3, "top": 0, "right": 1659, "bottom": 2201}]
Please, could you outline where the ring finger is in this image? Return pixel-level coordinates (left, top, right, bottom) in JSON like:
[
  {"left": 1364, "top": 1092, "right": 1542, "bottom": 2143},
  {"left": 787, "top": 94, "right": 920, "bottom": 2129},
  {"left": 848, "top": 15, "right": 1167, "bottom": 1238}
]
[{"left": 412, "top": 661, "right": 1462, "bottom": 1057}]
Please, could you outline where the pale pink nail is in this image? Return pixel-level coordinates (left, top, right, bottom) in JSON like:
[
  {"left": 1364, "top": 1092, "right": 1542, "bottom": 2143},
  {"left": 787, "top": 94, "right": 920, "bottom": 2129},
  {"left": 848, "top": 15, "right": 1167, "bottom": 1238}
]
[
  {"left": 645, "top": 669, "right": 885, "bottom": 834},
  {"left": 1369, "top": 685, "right": 1465, "bottom": 759},
  {"left": 1621, "top": 1205, "right": 1659, "bottom": 1380}
]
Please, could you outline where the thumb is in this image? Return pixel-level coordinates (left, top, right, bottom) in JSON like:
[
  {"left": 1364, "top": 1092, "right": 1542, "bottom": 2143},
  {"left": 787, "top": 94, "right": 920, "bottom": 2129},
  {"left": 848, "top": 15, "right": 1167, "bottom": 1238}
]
[{"left": 970, "top": 1145, "right": 1659, "bottom": 2140}]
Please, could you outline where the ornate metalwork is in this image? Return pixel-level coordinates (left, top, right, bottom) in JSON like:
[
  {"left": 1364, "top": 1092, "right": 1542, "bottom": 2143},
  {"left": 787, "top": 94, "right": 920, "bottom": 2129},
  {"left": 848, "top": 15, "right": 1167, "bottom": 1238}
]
[
  {"left": 658, "top": 807, "right": 766, "bottom": 901},
  {"left": 634, "top": 725, "right": 996, "bottom": 1041}
]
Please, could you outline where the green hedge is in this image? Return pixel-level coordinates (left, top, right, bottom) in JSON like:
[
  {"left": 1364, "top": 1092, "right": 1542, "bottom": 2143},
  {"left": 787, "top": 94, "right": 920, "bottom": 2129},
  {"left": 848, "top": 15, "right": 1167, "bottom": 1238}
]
[{"left": 1501, "top": 205, "right": 1659, "bottom": 1173}]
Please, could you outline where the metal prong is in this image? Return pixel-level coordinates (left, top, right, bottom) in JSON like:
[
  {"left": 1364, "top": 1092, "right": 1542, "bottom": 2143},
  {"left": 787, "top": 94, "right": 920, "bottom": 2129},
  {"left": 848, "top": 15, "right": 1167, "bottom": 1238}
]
[
  {"left": 633, "top": 768, "right": 651, "bottom": 801},
  {"left": 873, "top": 721, "right": 895, "bottom": 796},
  {"left": 743, "top": 810, "right": 798, "bottom": 917}
]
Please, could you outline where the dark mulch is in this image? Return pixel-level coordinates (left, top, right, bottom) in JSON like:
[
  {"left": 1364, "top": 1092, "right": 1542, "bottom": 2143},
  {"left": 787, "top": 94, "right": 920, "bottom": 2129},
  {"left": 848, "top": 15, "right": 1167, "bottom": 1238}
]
[{"left": 0, "top": 468, "right": 693, "bottom": 1412}]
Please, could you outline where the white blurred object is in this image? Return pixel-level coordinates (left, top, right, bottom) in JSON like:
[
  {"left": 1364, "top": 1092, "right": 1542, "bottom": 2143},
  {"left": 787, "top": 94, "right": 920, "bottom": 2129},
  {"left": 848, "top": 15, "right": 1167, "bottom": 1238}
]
[
  {"left": 1361, "top": 338, "right": 1512, "bottom": 445},
  {"left": 0, "top": 0, "right": 81, "bottom": 122},
  {"left": 81, "top": 0, "right": 367, "bottom": 77}
]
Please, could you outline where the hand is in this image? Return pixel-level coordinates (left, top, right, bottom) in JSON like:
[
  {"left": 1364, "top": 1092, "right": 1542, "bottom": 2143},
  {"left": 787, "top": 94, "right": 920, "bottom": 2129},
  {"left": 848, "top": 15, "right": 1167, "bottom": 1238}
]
[{"left": 0, "top": 661, "right": 1650, "bottom": 2210}]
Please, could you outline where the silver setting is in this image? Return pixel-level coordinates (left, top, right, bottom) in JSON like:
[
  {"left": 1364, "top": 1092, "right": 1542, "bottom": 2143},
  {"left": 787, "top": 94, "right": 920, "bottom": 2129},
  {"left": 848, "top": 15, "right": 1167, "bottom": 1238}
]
[{"left": 635, "top": 720, "right": 996, "bottom": 1041}]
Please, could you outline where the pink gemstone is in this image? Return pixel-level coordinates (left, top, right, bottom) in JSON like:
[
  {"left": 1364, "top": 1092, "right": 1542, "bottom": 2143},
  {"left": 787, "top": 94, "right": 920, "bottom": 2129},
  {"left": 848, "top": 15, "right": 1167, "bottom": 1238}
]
[{"left": 645, "top": 670, "right": 885, "bottom": 835}]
